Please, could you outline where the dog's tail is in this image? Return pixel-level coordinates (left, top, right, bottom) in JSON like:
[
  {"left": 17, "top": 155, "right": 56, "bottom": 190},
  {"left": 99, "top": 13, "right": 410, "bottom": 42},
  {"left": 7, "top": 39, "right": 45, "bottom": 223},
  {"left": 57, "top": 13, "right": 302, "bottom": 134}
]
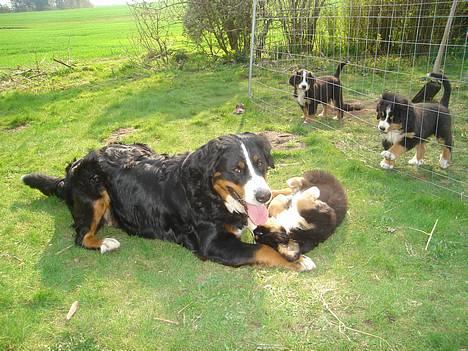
[
  {"left": 342, "top": 102, "right": 363, "bottom": 112},
  {"left": 333, "top": 60, "right": 349, "bottom": 78},
  {"left": 22, "top": 173, "right": 65, "bottom": 199},
  {"left": 428, "top": 72, "right": 451, "bottom": 108}
]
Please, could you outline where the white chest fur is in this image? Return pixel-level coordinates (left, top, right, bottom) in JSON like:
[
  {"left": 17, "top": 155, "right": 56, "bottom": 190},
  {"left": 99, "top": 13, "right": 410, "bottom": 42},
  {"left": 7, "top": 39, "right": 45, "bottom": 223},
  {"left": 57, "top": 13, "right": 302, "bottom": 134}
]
[
  {"left": 383, "top": 130, "right": 403, "bottom": 144},
  {"left": 297, "top": 89, "right": 306, "bottom": 106}
]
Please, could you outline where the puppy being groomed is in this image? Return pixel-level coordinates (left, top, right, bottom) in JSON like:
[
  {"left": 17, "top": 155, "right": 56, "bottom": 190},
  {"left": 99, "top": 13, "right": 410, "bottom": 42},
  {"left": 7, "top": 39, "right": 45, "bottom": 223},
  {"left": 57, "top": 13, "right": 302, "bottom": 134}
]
[
  {"left": 254, "top": 170, "right": 347, "bottom": 267},
  {"left": 377, "top": 72, "right": 453, "bottom": 169},
  {"left": 289, "top": 61, "right": 361, "bottom": 123}
]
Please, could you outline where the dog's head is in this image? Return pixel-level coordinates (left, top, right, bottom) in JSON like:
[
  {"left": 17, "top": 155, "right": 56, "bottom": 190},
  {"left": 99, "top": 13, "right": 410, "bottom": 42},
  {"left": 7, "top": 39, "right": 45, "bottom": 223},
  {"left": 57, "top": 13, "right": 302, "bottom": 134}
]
[
  {"left": 376, "top": 92, "right": 414, "bottom": 133},
  {"left": 189, "top": 133, "right": 275, "bottom": 226},
  {"left": 289, "top": 70, "right": 315, "bottom": 92}
]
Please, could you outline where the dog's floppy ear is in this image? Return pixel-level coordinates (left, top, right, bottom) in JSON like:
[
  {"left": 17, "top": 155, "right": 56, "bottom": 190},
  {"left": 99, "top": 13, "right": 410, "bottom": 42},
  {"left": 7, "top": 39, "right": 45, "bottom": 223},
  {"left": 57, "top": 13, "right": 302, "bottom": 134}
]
[
  {"left": 289, "top": 72, "right": 297, "bottom": 86},
  {"left": 256, "top": 134, "right": 275, "bottom": 169},
  {"left": 186, "top": 138, "right": 226, "bottom": 182},
  {"left": 392, "top": 95, "right": 414, "bottom": 132}
]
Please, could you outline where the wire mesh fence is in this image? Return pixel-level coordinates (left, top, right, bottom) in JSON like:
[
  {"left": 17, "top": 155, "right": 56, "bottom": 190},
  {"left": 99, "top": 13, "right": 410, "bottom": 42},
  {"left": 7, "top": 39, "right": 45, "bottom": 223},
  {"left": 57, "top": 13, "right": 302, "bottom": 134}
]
[{"left": 248, "top": 0, "right": 467, "bottom": 199}]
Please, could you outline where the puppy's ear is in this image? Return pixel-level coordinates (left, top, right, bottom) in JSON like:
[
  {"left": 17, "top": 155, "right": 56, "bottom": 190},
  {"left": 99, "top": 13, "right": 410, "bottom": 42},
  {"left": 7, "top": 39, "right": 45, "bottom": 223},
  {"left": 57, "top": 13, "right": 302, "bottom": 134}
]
[
  {"left": 256, "top": 134, "right": 275, "bottom": 169},
  {"left": 289, "top": 73, "right": 297, "bottom": 86},
  {"left": 393, "top": 97, "right": 414, "bottom": 132},
  {"left": 306, "top": 72, "right": 315, "bottom": 85}
]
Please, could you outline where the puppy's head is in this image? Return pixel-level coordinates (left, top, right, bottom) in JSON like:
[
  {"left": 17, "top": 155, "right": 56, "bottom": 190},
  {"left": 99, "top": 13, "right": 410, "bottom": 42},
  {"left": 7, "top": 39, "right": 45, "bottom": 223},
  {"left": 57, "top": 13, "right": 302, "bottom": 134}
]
[
  {"left": 289, "top": 70, "right": 315, "bottom": 92},
  {"left": 207, "top": 133, "right": 275, "bottom": 226},
  {"left": 376, "top": 92, "right": 413, "bottom": 133}
]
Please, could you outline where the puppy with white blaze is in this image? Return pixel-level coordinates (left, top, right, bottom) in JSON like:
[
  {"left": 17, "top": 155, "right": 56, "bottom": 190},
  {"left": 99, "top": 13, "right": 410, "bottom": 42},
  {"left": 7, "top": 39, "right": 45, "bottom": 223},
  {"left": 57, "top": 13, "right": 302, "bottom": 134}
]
[{"left": 376, "top": 72, "right": 453, "bottom": 170}]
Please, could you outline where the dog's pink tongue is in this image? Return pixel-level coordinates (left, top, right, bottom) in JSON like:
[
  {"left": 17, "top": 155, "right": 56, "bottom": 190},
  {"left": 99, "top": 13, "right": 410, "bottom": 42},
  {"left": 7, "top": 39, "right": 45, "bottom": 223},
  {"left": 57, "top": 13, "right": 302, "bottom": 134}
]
[{"left": 246, "top": 203, "right": 268, "bottom": 226}]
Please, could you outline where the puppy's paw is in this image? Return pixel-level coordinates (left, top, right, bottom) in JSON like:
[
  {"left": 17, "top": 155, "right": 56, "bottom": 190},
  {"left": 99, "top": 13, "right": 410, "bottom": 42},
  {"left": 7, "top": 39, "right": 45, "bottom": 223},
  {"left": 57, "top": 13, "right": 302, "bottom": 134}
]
[
  {"left": 296, "top": 255, "right": 316, "bottom": 272},
  {"left": 408, "top": 157, "right": 424, "bottom": 166},
  {"left": 381, "top": 150, "right": 396, "bottom": 160},
  {"left": 380, "top": 159, "right": 394, "bottom": 169},
  {"left": 278, "top": 240, "right": 300, "bottom": 262},
  {"left": 100, "top": 238, "right": 120, "bottom": 254},
  {"left": 439, "top": 157, "right": 449, "bottom": 169}
]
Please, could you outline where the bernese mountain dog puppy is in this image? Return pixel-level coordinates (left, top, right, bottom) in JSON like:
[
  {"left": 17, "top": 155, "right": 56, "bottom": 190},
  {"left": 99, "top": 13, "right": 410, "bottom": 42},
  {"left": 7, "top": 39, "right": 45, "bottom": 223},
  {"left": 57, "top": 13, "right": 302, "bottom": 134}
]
[
  {"left": 22, "top": 133, "right": 316, "bottom": 271},
  {"left": 288, "top": 61, "right": 360, "bottom": 123},
  {"left": 377, "top": 72, "right": 452, "bottom": 169},
  {"left": 254, "top": 170, "right": 347, "bottom": 267}
]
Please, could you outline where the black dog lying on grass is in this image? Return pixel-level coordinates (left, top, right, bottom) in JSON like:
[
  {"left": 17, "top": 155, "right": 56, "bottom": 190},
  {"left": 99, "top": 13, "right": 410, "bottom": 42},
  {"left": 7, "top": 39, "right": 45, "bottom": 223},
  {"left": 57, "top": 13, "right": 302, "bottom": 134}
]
[{"left": 23, "top": 133, "right": 317, "bottom": 272}]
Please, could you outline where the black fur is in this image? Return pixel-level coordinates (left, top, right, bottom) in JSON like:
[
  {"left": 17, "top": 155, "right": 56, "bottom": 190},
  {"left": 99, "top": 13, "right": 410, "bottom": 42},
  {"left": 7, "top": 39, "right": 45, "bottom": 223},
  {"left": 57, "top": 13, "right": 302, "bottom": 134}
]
[
  {"left": 376, "top": 73, "right": 453, "bottom": 168},
  {"left": 288, "top": 61, "right": 361, "bottom": 120},
  {"left": 254, "top": 170, "right": 347, "bottom": 260},
  {"left": 22, "top": 133, "right": 296, "bottom": 269}
]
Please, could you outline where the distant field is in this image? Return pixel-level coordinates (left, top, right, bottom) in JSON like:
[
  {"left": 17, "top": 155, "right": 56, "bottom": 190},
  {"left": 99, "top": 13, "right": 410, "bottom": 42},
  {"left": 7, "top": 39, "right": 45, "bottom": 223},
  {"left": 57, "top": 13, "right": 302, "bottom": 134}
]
[{"left": 0, "top": 6, "right": 135, "bottom": 67}]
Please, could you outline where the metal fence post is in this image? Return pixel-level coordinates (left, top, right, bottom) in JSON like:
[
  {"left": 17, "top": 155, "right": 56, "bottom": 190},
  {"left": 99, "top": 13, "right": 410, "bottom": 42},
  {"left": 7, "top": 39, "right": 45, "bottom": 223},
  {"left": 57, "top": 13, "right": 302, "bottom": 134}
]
[{"left": 248, "top": 0, "right": 258, "bottom": 99}]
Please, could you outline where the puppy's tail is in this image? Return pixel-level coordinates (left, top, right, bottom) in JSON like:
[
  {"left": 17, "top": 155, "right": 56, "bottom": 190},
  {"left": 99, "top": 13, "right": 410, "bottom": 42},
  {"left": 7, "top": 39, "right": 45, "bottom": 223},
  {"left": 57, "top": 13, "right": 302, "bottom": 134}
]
[
  {"left": 428, "top": 72, "right": 451, "bottom": 108},
  {"left": 22, "top": 173, "right": 65, "bottom": 199},
  {"left": 342, "top": 102, "right": 363, "bottom": 111},
  {"left": 333, "top": 60, "right": 349, "bottom": 78}
]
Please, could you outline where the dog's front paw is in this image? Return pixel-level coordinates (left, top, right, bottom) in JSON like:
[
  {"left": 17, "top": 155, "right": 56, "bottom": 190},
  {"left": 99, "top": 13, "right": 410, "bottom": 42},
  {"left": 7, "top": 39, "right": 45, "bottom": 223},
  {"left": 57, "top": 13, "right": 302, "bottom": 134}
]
[
  {"left": 380, "top": 159, "right": 394, "bottom": 169},
  {"left": 439, "top": 157, "right": 449, "bottom": 169},
  {"left": 100, "top": 238, "right": 120, "bottom": 254},
  {"left": 408, "top": 157, "right": 424, "bottom": 166},
  {"left": 381, "top": 150, "right": 396, "bottom": 160},
  {"left": 296, "top": 255, "right": 316, "bottom": 272}
]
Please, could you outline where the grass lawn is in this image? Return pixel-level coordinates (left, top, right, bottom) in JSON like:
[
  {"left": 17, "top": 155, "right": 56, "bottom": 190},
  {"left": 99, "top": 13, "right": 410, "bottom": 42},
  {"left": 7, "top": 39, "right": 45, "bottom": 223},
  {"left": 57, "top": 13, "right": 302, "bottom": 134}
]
[{"left": 1, "top": 6, "right": 467, "bottom": 351}]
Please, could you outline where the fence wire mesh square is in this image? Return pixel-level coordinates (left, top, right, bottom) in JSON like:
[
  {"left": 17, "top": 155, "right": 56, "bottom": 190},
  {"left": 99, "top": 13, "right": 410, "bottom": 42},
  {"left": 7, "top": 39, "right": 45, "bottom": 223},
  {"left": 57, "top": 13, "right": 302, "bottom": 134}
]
[{"left": 248, "top": 0, "right": 467, "bottom": 199}]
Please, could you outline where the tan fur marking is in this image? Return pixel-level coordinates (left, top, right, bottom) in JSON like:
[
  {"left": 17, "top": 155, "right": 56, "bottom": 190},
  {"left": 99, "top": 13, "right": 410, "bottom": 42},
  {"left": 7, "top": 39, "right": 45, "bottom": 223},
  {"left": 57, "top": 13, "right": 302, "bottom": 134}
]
[
  {"left": 224, "top": 224, "right": 240, "bottom": 237},
  {"left": 387, "top": 143, "right": 407, "bottom": 161},
  {"left": 277, "top": 240, "right": 300, "bottom": 261},
  {"left": 82, "top": 191, "right": 110, "bottom": 249},
  {"left": 271, "top": 188, "right": 293, "bottom": 198},
  {"left": 416, "top": 143, "right": 427, "bottom": 161},
  {"left": 268, "top": 194, "right": 290, "bottom": 217},
  {"left": 254, "top": 244, "right": 303, "bottom": 271},
  {"left": 212, "top": 177, "right": 245, "bottom": 201}
]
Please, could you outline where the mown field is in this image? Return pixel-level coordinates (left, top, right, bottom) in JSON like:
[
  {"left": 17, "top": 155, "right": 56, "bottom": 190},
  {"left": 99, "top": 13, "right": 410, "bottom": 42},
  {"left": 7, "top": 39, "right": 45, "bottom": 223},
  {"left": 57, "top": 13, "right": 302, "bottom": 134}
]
[{"left": 1, "top": 6, "right": 467, "bottom": 351}]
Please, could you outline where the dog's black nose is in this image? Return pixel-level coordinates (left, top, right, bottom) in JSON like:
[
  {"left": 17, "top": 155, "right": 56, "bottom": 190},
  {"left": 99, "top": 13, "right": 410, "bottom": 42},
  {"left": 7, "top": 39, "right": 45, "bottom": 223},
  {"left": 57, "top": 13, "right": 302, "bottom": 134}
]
[
  {"left": 255, "top": 189, "right": 271, "bottom": 204},
  {"left": 379, "top": 126, "right": 386, "bottom": 131}
]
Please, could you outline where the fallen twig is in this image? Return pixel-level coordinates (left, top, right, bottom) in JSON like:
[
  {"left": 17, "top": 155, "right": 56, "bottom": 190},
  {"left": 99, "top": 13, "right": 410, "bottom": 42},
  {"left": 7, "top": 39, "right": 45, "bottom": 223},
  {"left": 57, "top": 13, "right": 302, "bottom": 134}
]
[
  {"left": 66, "top": 301, "right": 79, "bottom": 320},
  {"left": 407, "top": 218, "right": 439, "bottom": 251},
  {"left": 319, "top": 292, "right": 393, "bottom": 350},
  {"left": 55, "top": 244, "right": 74, "bottom": 255},
  {"left": 154, "top": 317, "right": 179, "bottom": 325},
  {"left": 0, "top": 252, "right": 24, "bottom": 263},
  {"left": 53, "top": 58, "right": 74, "bottom": 69}
]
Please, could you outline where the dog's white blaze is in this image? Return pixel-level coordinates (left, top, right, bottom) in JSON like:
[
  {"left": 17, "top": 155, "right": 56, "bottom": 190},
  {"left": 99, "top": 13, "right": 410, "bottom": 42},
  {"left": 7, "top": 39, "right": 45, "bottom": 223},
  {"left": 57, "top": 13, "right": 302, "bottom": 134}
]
[
  {"left": 240, "top": 142, "right": 271, "bottom": 205},
  {"left": 377, "top": 106, "right": 391, "bottom": 132},
  {"left": 298, "top": 70, "right": 310, "bottom": 92}
]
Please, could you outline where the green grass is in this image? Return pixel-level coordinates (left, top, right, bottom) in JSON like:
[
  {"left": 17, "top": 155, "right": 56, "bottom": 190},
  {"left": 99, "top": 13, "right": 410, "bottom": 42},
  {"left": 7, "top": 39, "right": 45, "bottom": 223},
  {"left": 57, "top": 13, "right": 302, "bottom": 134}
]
[
  {"left": 0, "top": 6, "right": 135, "bottom": 67},
  {"left": 1, "top": 6, "right": 467, "bottom": 351}
]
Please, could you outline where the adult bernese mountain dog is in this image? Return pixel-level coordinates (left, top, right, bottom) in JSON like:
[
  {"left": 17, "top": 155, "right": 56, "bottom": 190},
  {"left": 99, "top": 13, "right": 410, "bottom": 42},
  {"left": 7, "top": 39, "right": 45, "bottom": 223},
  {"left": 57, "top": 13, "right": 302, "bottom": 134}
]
[
  {"left": 288, "top": 61, "right": 361, "bottom": 123},
  {"left": 22, "top": 133, "right": 316, "bottom": 271},
  {"left": 254, "top": 170, "right": 347, "bottom": 267},
  {"left": 377, "top": 72, "right": 452, "bottom": 169}
]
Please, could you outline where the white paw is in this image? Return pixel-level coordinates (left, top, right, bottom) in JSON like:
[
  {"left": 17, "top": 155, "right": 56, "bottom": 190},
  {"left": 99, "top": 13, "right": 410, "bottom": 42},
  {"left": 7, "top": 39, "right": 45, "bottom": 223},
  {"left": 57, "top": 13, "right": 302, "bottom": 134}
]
[
  {"left": 439, "top": 157, "right": 449, "bottom": 169},
  {"left": 408, "top": 157, "right": 424, "bottom": 166},
  {"left": 380, "top": 159, "right": 394, "bottom": 169},
  {"left": 100, "top": 238, "right": 120, "bottom": 254},
  {"left": 297, "top": 255, "right": 316, "bottom": 272},
  {"left": 302, "top": 186, "right": 320, "bottom": 199},
  {"left": 380, "top": 150, "right": 396, "bottom": 160}
]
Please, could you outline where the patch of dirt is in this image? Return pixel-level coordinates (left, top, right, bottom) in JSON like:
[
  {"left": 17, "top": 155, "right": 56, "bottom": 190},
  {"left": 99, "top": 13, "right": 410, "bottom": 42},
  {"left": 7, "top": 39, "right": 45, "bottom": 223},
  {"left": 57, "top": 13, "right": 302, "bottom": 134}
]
[
  {"left": 105, "top": 127, "right": 137, "bottom": 144},
  {"left": 258, "top": 131, "right": 305, "bottom": 150},
  {"left": 346, "top": 99, "right": 377, "bottom": 117},
  {"left": 4, "top": 122, "right": 29, "bottom": 132}
]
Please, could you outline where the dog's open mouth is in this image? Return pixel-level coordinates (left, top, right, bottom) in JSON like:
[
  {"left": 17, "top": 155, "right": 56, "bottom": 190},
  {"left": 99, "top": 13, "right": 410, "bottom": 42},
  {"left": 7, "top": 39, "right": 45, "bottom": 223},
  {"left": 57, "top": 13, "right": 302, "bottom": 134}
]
[{"left": 228, "top": 187, "right": 268, "bottom": 226}]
